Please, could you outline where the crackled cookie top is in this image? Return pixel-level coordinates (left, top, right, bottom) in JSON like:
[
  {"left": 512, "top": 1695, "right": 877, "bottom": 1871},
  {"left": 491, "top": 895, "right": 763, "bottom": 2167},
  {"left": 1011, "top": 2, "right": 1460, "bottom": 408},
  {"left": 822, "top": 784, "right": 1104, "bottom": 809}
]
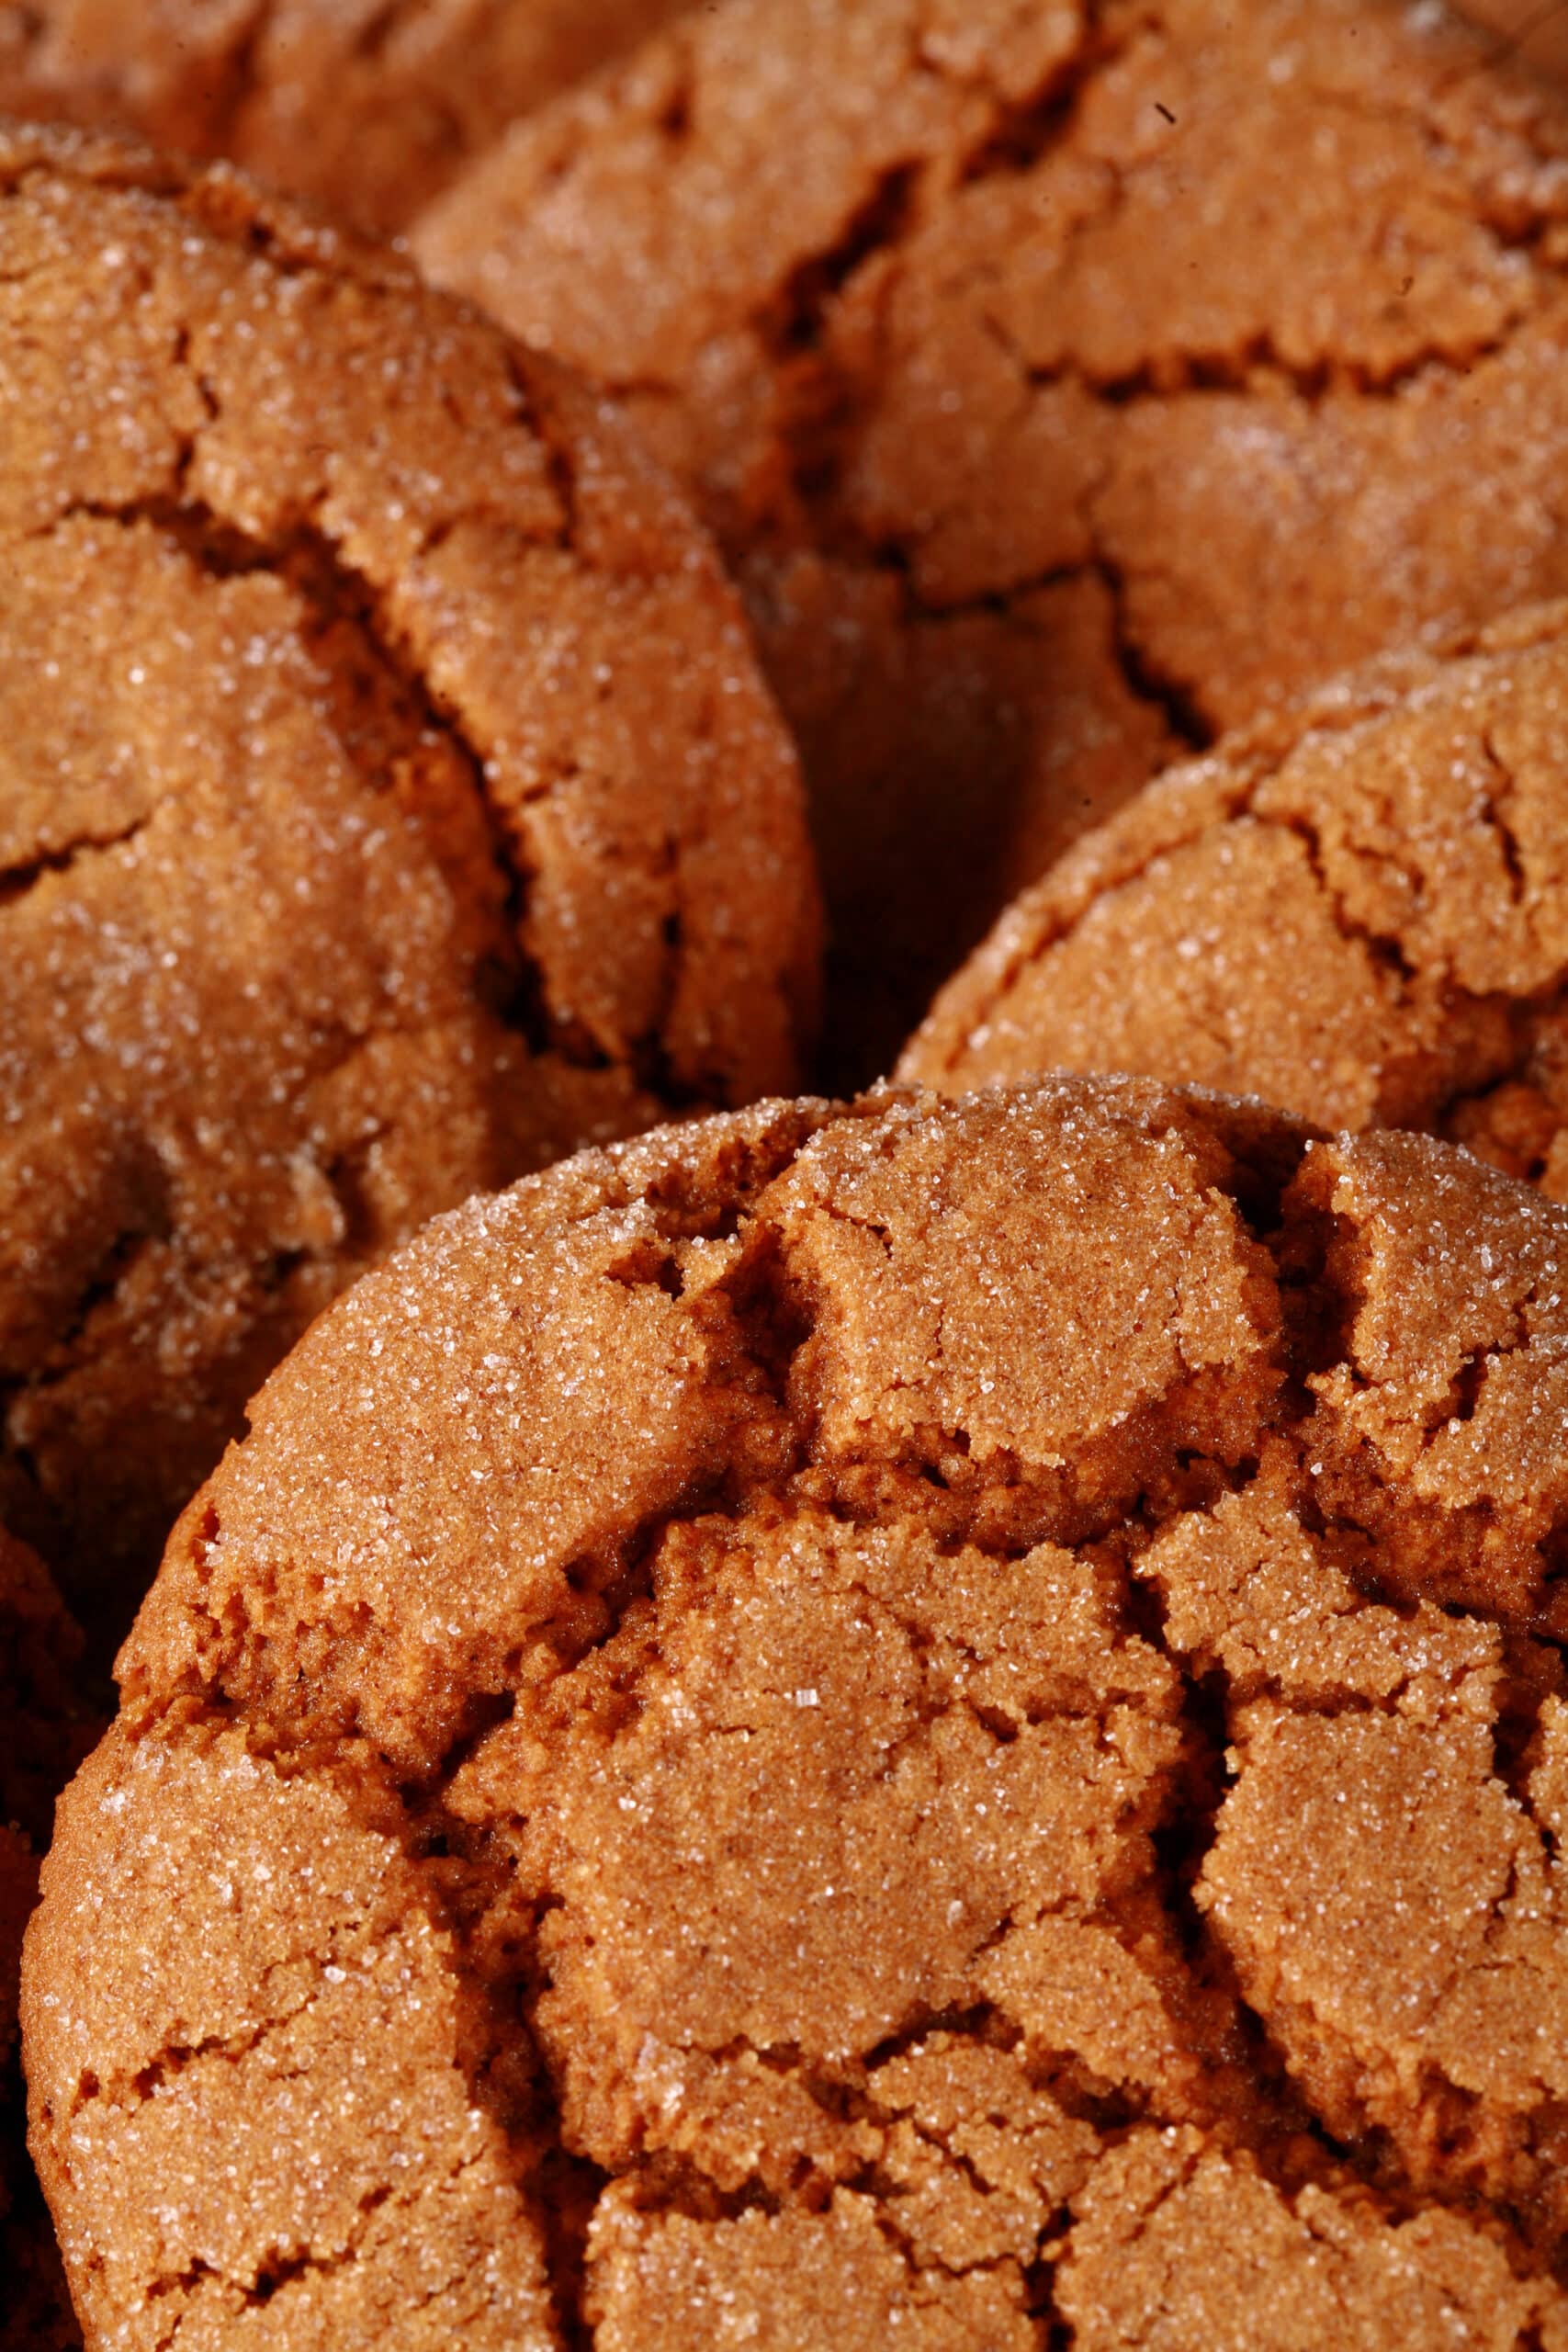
[
  {"left": 0, "top": 0, "right": 692, "bottom": 236},
  {"left": 0, "top": 121, "right": 818, "bottom": 1644},
  {"left": 902, "top": 601, "right": 1568, "bottom": 1191},
  {"left": 26, "top": 1077, "right": 1568, "bottom": 2347},
  {"left": 419, "top": 0, "right": 1568, "bottom": 1075}
]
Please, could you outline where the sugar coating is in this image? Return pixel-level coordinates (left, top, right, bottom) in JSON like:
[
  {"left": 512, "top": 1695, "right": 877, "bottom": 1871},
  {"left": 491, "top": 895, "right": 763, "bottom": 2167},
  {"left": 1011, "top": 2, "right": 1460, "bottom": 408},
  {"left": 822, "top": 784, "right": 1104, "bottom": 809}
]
[
  {"left": 0, "top": 121, "right": 818, "bottom": 1644},
  {"left": 0, "top": 0, "right": 692, "bottom": 237},
  {"left": 26, "top": 1074, "right": 1568, "bottom": 2346},
  {"left": 903, "top": 599, "right": 1568, "bottom": 1189},
  {"left": 420, "top": 0, "right": 1568, "bottom": 1075}
]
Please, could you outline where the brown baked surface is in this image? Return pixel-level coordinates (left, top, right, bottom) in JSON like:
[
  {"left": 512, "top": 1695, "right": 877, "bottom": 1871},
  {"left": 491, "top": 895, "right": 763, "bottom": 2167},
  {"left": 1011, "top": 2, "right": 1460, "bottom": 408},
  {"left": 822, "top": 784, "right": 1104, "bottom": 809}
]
[
  {"left": 0, "top": 120, "right": 818, "bottom": 1648},
  {"left": 0, "top": 0, "right": 692, "bottom": 237},
  {"left": 1, "top": 1523, "right": 93, "bottom": 2352},
  {"left": 26, "top": 1076, "right": 1568, "bottom": 2346},
  {"left": 418, "top": 0, "right": 1568, "bottom": 1078},
  {"left": 901, "top": 601, "right": 1568, "bottom": 1182},
  {"left": 1462, "top": 0, "right": 1568, "bottom": 82}
]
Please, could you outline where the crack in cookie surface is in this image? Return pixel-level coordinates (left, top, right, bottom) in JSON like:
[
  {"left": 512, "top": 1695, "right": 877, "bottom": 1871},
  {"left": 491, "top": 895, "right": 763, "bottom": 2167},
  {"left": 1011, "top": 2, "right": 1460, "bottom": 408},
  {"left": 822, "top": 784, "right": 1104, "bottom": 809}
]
[
  {"left": 415, "top": 0, "right": 1568, "bottom": 1076},
  {"left": 0, "top": 122, "right": 817, "bottom": 1640},
  {"left": 0, "top": 0, "right": 696, "bottom": 237},
  {"left": 904, "top": 601, "right": 1568, "bottom": 1202},
  {"left": 29, "top": 1076, "right": 1568, "bottom": 2346}
]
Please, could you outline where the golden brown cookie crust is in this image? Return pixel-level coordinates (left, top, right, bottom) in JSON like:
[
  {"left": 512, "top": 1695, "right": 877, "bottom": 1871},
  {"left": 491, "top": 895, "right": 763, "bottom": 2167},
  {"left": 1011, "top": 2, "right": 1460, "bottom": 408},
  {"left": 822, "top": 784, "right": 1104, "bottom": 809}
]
[
  {"left": 0, "top": 120, "right": 818, "bottom": 1643},
  {"left": 28, "top": 1078, "right": 1568, "bottom": 2346},
  {"left": 418, "top": 0, "right": 1568, "bottom": 1076},
  {"left": 900, "top": 599, "right": 1568, "bottom": 1190},
  {"left": 0, "top": 0, "right": 693, "bottom": 236}
]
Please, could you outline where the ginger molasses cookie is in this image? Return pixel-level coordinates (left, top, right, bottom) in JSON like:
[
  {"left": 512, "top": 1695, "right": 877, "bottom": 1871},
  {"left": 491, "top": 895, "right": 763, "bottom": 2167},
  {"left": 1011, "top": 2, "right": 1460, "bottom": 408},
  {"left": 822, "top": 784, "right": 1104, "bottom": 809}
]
[
  {"left": 902, "top": 600, "right": 1568, "bottom": 1190},
  {"left": 1464, "top": 0, "right": 1568, "bottom": 83},
  {"left": 0, "top": 121, "right": 818, "bottom": 1647},
  {"left": 26, "top": 1076, "right": 1568, "bottom": 2346},
  {"left": 0, "top": 0, "right": 692, "bottom": 237},
  {"left": 419, "top": 0, "right": 1568, "bottom": 1076}
]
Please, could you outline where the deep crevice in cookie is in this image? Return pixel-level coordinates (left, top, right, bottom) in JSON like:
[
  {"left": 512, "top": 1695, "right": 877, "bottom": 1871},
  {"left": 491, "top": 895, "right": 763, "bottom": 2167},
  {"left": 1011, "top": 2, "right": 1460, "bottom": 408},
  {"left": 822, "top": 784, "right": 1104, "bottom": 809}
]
[
  {"left": 171, "top": 161, "right": 364, "bottom": 281},
  {"left": 767, "top": 160, "right": 921, "bottom": 359},
  {"left": 1491, "top": 1634, "right": 1566, "bottom": 1804},
  {"left": 533, "top": 2143, "right": 613, "bottom": 2352},
  {"left": 85, "top": 1086, "right": 1568, "bottom": 2333},
  {"left": 20, "top": 491, "right": 593, "bottom": 1073},
  {"left": 500, "top": 350, "right": 580, "bottom": 552},
  {"left": 925, "top": 655, "right": 1568, "bottom": 1168},
  {"left": 237, "top": 514, "right": 560, "bottom": 1068},
  {"left": 1146, "top": 1669, "right": 1228, "bottom": 1950},
  {"left": 2, "top": 1166, "right": 175, "bottom": 1416},
  {"left": 1248, "top": 803, "right": 1423, "bottom": 991},
  {"left": 953, "top": 0, "right": 1131, "bottom": 190},
  {"left": 1091, "top": 553, "right": 1213, "bottom": 755},
  {"left": 1118, "top": 1136, "right": 1568, "bottom": 2199},
  {"left": 859, "top": 2003, "right": 1014, "bottom": 2081},
  {"left": 0, "top": 809, "right": 153, "bottom": 911},
  {"left": 1143, "top": 1659, "right": 1321, "bottom": 2144},
  {"left": 1479, "top": 726, "right": 1532, "bottom": 910},
  {"left": 696, "top": 1, "right": 1568, "bottom": 594},
  {"left": 346, "top": 0, "right": 413, "bottom": 70}
]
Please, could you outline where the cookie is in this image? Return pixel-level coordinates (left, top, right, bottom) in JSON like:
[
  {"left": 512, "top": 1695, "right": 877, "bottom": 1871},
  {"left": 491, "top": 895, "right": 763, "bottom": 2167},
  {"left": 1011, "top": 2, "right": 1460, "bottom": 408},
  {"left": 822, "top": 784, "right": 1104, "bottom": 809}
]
[
  {"left": 0, "top": 121, "right": 818, "bottom": 1647},
  {"left": 0, "top": 0, "right": 691, "bottom": 237},
  {"left": 417, "top": 0, "right": 1568, "bottom": 1078},
  {"left": 1463, "top": 0, "right": 1568, "bottom": 82},
  {"left": 0, "top": 1524, "right": 93, "bottom": 2352},
  {"left": 901, "top": 601, "right": 1568, "bottom": 1191},
  {"left": 26, "top": 1076, "right": 1568, "bottom": 2346}
]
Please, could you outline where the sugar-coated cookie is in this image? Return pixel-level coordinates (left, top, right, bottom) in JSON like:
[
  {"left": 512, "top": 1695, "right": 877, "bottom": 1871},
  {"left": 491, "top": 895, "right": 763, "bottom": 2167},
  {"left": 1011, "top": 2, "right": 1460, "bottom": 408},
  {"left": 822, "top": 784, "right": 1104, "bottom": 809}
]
[
  {"left": 0, "top": 0, "right": 692, "bottom": 235},
  {"left": 903, "top": 601, "right": 1568, "bottom": 1189},
  {"left": 0, "top": 121, "right": 818, "bottom": 1645},
  {"left": 27, "top": 1078, "right": 1568, "bottom": 2346},
  {"left": 420, "top": 0, "right": 1568, "bottom": 1074}
]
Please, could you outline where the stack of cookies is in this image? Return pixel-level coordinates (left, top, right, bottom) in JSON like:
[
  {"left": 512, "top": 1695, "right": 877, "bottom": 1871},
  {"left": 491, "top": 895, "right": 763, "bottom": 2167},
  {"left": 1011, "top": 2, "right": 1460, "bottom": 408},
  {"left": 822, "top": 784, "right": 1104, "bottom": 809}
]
[{"left": 9, "top": 5, "right": 1568, "bottom": 2346}]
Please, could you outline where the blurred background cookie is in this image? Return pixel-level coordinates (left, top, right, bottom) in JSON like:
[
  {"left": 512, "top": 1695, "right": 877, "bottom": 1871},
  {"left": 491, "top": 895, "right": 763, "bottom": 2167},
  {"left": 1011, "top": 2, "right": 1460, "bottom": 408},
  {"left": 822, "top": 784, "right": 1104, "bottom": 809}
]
[
  {"left": 903, "top": 600, "right": 1568, "bottom": 1191},
  {"left": 1462, "top": 0, "right": 1568, "bottom": 83},
  {"left": 0, "top": 122, "right": 818, "bottom": 1650},
  {"left": 0, "top": 0, "right": 693, "bottom": 236},
  {"left": 418, "top": 0, "right": 1568, "bottom": 1077},
  {"left": 28, "top": 1076, "right": 1568, "bottom": 2346}
]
